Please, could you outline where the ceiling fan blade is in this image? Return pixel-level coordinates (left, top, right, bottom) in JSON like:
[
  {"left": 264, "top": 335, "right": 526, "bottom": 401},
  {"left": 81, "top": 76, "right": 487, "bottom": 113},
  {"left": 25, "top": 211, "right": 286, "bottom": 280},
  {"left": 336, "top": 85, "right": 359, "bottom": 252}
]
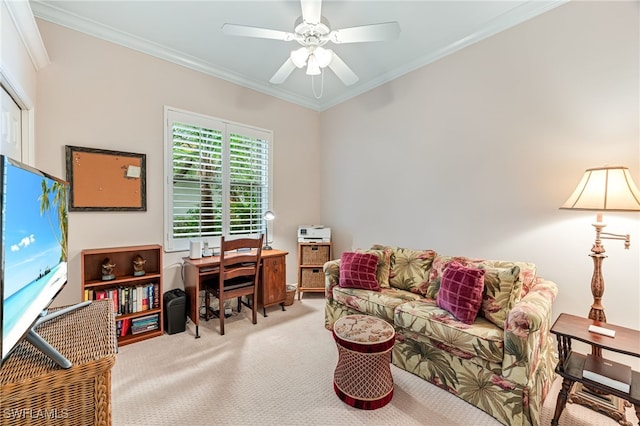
[
  {"left": 329, "top": 22, "right": 400, "bottom": 44},
  {"left": 222, "top": 23, "right": 295, "bottom": 41},
  {"left": 301, "top": 0, "right": 322, "bottom": 24},
  {"left": 327, "top": 52, "right": 358, "bottom": 86},
  {"left": 269, "top": 58, "right": 297, "bottom": 84}
]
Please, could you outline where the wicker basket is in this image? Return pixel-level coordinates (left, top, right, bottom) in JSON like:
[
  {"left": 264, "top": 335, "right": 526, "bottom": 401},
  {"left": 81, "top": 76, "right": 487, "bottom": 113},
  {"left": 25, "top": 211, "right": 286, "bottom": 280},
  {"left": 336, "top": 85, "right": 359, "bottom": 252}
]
[
  {"left": 300, "top": 244, "right": 331, "bottom": 265},
  {"left": 0, "top": 300, "right": 117, "bottom": 426},
  {"left": 301, "top": 268, "right": 325, "bottom": 289},
  {"left": 284, "top": 285, "right": 297, "bottom": 306}
]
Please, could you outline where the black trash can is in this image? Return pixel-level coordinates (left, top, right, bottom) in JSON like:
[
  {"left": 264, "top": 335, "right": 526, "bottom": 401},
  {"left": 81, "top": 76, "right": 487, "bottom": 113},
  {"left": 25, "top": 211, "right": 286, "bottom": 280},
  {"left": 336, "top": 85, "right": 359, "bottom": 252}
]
[{"left": 163, "top": 288, "right": 187, "bottom": 335}]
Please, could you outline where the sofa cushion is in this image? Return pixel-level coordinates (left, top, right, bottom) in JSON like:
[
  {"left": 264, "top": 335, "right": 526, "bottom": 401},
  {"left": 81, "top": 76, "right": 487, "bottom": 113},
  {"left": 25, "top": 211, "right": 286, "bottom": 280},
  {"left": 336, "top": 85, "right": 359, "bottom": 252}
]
[
  {"left": 426, "top": 256, "right": 531, "bottom": 328},
  {"left": 425, "top": 255, "right": 480, "bottom": 299},
  {"left": 426, "top": 256, "right": 534, "bottom": 297},
  {"left": 478, "top": 265, "right": 521, "bottom": 328},
  {"left": 394, "top": 328, "right": 503, "bottom": 378},
  {"left": 477, "top": 259, "right": 534, "bottom": 300},
  {"left": 437, "top": 262, "right": 485, "bottom": 324},
  {"left": 356, "top": 248, "right": 392, "bottom": 288},
  {"left": 394, "top": 299, "right": 504, "bottom": 364},
  {"left": 372, "top": 245, "right": 437, "bottom": 294},
  {"left": 339, "top": 251, "right": 380, "bottom": 291},
  {"left": 332, "top": 286, "right": 423, "bottom": 324}
]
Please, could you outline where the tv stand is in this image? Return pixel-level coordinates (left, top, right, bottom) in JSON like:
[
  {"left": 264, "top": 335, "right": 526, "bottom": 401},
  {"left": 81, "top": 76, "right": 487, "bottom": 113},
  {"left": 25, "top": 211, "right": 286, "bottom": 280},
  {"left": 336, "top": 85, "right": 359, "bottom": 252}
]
[
  {"left": 26, "top": 300, "right": 91, "bottom": 369},
  {"left": 1, "top": 300, "right": 117, "bottom": 425}
]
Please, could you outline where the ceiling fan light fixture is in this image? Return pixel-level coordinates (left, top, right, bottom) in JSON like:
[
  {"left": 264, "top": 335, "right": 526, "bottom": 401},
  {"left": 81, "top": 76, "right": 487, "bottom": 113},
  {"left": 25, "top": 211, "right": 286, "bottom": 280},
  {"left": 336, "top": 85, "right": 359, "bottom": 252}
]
[
  {"left": 314, "top": 46, "right": 333, "bottom": 68},
  {"left": 306, "top": 54, "right": 321, "bottom": 75},
  {"left": 223, "top": 1, "right": 399, "bottom": 88},
  {"left": 294, "top": 16, "right": 331, "bottom": 36},
  {"left": 290, "top": 47, "right": 309, "bottom": 68}
]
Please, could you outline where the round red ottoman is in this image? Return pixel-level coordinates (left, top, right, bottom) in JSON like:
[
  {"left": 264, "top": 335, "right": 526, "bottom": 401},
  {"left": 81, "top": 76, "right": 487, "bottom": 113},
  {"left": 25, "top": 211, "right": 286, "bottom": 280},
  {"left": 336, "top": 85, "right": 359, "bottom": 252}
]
[{"left": 332, "top": 314, "right": 395, "bottom": 410}]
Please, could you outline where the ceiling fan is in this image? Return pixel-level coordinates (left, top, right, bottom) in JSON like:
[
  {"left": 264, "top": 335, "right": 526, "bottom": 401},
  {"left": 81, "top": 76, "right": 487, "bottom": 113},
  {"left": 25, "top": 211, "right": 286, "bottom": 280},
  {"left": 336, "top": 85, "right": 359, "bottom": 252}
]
[{"left": 222, "top": 0, "right": 400, "bottom": 87}]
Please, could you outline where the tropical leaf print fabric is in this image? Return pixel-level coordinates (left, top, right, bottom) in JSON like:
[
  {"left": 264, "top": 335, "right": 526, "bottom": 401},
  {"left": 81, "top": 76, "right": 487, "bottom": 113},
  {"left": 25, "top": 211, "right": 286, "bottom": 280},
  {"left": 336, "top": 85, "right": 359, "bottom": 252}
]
[{"left": 323, "top": 246, "right": 558, "bottom": 426}]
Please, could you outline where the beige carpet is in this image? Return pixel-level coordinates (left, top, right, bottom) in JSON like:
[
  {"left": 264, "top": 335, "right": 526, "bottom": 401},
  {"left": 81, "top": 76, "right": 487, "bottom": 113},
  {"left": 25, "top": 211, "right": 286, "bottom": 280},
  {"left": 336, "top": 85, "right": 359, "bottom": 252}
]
[{"left": 112, "top": 294, "right": 637, "bottom": 425}]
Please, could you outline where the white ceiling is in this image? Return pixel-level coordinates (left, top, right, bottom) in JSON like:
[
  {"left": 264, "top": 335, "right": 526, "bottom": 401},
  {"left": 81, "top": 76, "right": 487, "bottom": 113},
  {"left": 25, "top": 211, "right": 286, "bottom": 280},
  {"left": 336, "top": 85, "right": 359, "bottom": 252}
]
[{"left": 30, "top": 0, "right": 565, "bottom": 111}]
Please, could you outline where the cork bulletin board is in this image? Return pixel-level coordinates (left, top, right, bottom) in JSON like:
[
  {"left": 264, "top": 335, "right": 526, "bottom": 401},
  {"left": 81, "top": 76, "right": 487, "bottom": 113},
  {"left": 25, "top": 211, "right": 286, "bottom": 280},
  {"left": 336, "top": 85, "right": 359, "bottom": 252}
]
[{"left": 65, "top": 145, "right": 146, "bottom": 211}]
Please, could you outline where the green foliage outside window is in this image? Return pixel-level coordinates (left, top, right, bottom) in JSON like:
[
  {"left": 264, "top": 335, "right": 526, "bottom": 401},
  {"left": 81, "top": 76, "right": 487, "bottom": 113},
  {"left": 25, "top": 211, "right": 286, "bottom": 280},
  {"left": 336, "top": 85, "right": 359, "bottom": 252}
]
[{"left": 171, "top": 122, "right": 268, "bottom": 240}]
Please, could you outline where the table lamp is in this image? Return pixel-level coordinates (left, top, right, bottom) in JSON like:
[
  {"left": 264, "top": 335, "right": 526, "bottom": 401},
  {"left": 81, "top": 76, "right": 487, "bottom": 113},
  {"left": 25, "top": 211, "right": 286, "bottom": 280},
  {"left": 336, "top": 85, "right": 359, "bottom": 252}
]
[
  {"left": 560, "top": 165, "right": 640, "bottom": 325},
  {"left": 263, "top": 210, "right": 275, "bottom": 250}
]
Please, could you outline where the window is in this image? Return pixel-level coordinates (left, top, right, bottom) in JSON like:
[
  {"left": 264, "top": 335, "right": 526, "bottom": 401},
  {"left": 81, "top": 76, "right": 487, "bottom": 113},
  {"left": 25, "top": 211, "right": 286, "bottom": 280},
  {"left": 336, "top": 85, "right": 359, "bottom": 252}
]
[
  {"left": 164, "top": 107, "right": 272, "bottom": 252},
  {"left": 1, "top": 85, "right": 23, "bottom": 162}
]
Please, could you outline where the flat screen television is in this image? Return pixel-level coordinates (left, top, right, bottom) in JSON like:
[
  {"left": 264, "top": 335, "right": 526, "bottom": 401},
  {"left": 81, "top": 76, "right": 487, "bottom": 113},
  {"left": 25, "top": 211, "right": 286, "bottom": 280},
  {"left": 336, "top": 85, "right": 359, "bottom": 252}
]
[{"left": 0, "top": 155, "right": 88, "bottom": 368}]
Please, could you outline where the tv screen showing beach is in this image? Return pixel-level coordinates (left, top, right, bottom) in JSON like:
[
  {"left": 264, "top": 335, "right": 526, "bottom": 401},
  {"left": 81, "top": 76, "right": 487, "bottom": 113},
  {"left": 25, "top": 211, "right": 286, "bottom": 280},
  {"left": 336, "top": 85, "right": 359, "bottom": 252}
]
[{"left": 1, "top": 156, "right": 68, "bottom": 362}]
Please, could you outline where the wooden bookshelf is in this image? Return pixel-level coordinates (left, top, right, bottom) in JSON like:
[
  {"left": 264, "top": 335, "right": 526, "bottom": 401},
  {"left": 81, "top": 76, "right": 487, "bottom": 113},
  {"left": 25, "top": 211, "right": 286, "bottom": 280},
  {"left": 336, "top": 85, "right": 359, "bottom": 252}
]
[{"left": 81, "top": 244, "right": 163, "bottom": 345}]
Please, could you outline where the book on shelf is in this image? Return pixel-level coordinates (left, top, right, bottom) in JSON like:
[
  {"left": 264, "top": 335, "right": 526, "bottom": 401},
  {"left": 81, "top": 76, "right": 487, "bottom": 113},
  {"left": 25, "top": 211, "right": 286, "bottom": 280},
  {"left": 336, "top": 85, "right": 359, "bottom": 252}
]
[
  {"left": 84, "top": 288, "right": 94, "bottom": 301},
  {"left": 153, "top": 283, "right": 160, "bottom": 309},
  {"left": 131, "top": 324, "right": 159, "bottom": 335},
  {"left": 131, "top": 313, "right": 159, "bottom": 334},
  {"left": 120, "top": 287, "right": 128, "bottom": 314},
  {"left": 582, "top": 354, "right": 631, "bottom": 393},
  {"left": 89, "top": 283, "right": 159, "bottom": 317},
  {"left": 120, "top": 318, "right": 131, "bottom": 337},
  {"left": 131, "top": 286, "right": 137, "bottom": 313},
  {"left": 131, "top": 314, "right": 158, "bottom": 326},
  {"left": 108, "top": 288, "right": 119, "bottom": 314}
]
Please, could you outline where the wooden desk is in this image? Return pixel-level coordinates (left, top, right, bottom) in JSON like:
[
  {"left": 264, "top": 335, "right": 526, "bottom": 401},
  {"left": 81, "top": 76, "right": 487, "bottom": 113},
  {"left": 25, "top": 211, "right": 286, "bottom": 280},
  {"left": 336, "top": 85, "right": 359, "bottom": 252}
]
[
  {"left": 550, "top": 313, "right": 640, "bottom": 426},
  {"left": 0, "top": 300, "right": 117, "bottom": 426},
  {"left": 183, "top": 249, "right": 288, "bottom": 338}
]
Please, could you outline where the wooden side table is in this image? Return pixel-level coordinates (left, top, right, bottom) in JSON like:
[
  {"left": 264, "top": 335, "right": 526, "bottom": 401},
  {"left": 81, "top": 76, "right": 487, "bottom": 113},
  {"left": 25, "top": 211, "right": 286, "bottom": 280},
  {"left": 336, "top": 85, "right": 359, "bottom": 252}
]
[
  {"left": 0, "top": 300, "right": 117, "bottom": 426},
  {"left": 550, "top": 313, "right": 640, "bottom": 426}
]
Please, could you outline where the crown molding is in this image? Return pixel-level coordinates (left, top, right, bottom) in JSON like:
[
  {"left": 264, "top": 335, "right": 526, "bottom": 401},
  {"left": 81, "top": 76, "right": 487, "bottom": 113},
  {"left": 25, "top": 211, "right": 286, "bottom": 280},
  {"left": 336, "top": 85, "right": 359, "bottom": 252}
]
[
  {"left": 30, "top": 0, "right": 567, "bottom": 112},
  {"left": 4, "top": 0, "right": 50, "bottom": 70},
  {"left": 30, "top": 0, "right": 323, "bottom": 111},
  {"left": 320, "top": 0, "right": 568, "bottom": 111}
]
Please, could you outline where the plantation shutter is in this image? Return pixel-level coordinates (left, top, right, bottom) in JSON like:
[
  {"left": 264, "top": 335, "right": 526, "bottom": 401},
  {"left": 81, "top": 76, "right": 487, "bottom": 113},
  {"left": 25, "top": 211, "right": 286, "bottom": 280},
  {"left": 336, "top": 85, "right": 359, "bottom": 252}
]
[
  {"left": 227, "top": 124, "right": 270, "bottom": 236},
  {"left": 165, "top": 108, "right": 272, "bottom": 252},
  {"left": 171, "top": 120, "right": 224, "bottom": 240}
]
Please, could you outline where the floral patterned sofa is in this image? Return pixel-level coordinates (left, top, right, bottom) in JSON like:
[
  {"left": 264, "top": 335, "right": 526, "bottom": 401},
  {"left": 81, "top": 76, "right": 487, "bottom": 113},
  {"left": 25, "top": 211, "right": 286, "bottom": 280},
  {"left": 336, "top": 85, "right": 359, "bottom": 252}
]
[{"left": 324, "top": 245, "right": 558, "bottom": 426}]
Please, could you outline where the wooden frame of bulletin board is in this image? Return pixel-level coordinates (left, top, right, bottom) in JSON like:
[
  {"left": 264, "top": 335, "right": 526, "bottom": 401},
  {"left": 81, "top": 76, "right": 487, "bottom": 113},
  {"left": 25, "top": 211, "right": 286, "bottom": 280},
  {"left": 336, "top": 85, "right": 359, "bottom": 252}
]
[{"left": 65, "top": 145, "right": 146, "bottom": 211}]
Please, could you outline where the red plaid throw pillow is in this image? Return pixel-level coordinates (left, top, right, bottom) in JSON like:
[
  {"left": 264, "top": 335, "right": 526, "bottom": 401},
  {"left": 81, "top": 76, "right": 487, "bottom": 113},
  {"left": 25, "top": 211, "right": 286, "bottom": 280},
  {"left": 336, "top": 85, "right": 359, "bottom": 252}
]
[
  {"left": 436, "top": 262, "right": 485, "bottom": 324},
  {"left": 339, "top": 252, "right": 381, "bottom": 291}
]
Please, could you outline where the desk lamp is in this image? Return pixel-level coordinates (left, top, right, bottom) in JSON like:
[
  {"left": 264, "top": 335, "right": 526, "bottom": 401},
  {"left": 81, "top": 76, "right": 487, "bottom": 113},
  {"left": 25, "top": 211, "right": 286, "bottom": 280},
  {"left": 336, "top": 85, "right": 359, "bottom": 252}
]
[{"left": 263, "top": 210, "right": 275, "bottom": 250}]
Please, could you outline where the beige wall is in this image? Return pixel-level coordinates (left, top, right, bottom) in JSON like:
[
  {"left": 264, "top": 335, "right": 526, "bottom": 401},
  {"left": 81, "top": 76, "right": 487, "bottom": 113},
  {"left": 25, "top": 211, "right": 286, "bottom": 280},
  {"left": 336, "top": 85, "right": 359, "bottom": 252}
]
[
  {"left": 1, "top": 0, "right": 39, "bottom": 163},
  {"left": 320, "top": 1, "right": 640, "bottom": 337},
  {"left": 35, "top": 19, "right": 321, "bottom": 306},
  {"left": 28, "top": 2, "right": 640, "bottom": 351},
  {"left": 1, "top": 2, "right": 37, "bottom": 100}
]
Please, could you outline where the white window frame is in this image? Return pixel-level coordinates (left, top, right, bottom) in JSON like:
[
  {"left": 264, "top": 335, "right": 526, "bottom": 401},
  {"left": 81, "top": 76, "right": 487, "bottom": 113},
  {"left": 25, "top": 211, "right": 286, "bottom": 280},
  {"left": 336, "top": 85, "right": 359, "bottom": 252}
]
[
  {"left": 163, "top": 106, "right": 273, "bottom": 252},
  {"left": 0, "top": 70, "right": 35, "bottom": 165}
]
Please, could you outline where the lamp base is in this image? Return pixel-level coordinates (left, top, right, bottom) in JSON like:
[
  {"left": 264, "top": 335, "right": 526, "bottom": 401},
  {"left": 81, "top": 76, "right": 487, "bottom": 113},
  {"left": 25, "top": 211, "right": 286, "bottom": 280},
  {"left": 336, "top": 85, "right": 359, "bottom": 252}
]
[
  {"left": 263, "top": 244, "right": 272, "bottom": 250},
  {"left": 568, "top": 382, "right": 632, "bottom": 426}
]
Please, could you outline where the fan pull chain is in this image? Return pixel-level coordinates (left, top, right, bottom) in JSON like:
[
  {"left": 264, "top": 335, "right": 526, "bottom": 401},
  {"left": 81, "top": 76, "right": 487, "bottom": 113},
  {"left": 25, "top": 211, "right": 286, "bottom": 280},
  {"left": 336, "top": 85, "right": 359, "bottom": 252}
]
[{"left": 311, "top": 69, "right": 325, "bottom": 99}]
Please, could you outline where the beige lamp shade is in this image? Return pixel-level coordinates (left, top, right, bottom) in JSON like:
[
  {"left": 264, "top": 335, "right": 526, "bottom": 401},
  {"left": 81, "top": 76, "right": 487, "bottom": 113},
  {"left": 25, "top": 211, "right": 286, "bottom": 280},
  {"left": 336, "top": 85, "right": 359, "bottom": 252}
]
[{"left": 561, "top": 166, "right": 640, "bottom": 212}]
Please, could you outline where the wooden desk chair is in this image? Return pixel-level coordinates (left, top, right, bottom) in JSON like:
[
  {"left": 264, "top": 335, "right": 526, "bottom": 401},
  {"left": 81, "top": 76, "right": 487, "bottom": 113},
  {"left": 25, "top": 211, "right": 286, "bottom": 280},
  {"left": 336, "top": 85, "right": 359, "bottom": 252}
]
[{"left": 203, "top": 235, "right": 263, "bottom": 335}]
